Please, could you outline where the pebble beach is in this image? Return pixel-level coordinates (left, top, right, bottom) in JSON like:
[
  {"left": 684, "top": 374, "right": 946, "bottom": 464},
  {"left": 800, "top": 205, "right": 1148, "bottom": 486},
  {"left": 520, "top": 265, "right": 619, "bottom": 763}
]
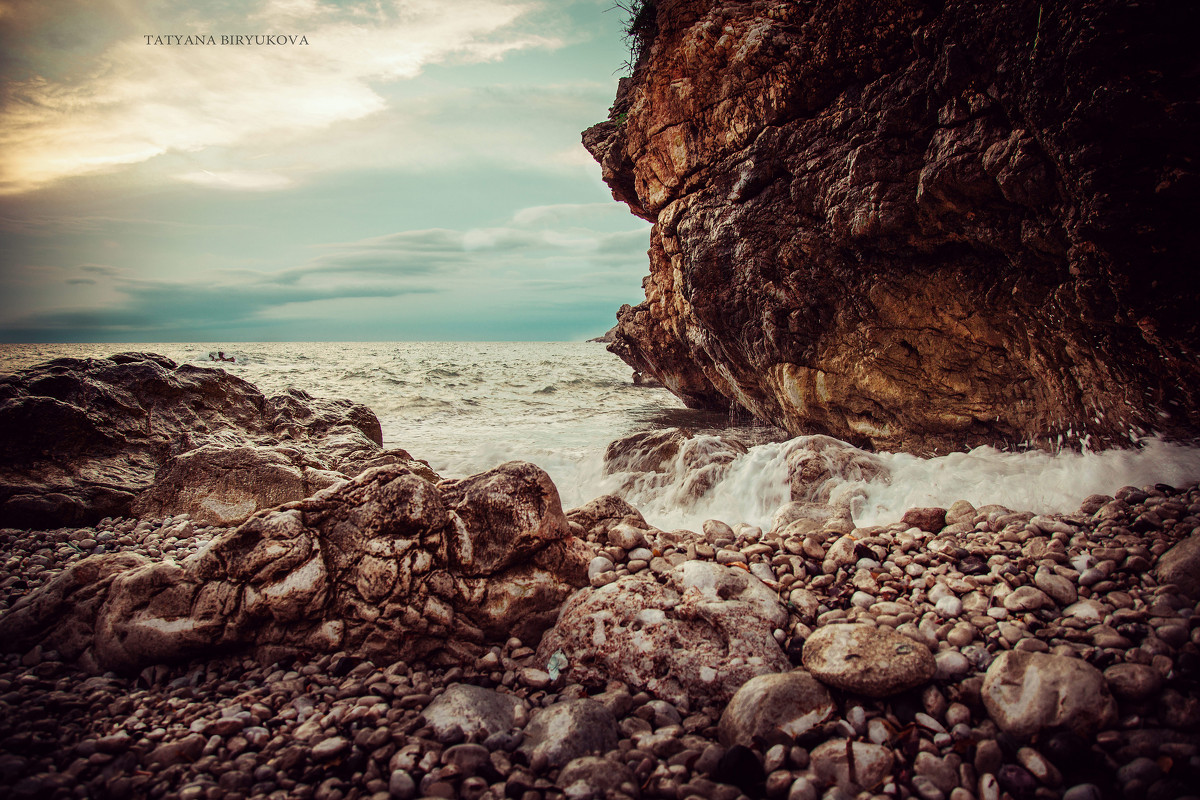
[{"left": 2, "top": 475, "right": 1198, "bottom": 800}]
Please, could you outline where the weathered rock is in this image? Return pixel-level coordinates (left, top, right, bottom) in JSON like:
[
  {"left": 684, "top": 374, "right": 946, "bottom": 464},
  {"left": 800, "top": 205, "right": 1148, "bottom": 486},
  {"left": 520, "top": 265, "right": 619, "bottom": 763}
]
[
  {"left": 981, "top": 651, "right": 1117, "bottom": 738},
  {"left": 718, "top": 670, "right": 835, "bottom": 748},
  {"left": 1155, "top": 534, "right": 1200, "bottom": 597},
  {"left": 565, "top": 494, "right": 647, "bottom": 535},
  {"left": 0, "top": 353, "right": 435, "bottom": 527},
  {"left": 422, "top": 684, "right": 523, "bottom": 742},
  {"left": 802, "top": 623, "right": 935, "bottom": 697},
  {"left": 785, "top": 435, "right": 887, "bottom": 504},
  {"left": 589, "top": 0, "right": 1200, "bottom": 452},
  {"left": 537, "top": 561, "right": 790, "bottom": 707},
  {"left": 0, "top": 461, "right": 589, "bottom": 671},
  {"left": 519, "top": 699, "right": 619, "bottom": 769},
  {"left": 131, "top": 445, "right": 313, "bottom": 526}
]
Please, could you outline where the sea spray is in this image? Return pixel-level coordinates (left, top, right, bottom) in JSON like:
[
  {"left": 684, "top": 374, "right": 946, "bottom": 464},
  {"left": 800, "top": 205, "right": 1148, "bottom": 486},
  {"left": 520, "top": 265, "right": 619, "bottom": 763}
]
[{"left": 590, "top": 432, "right": 1200, "bottom": 532}]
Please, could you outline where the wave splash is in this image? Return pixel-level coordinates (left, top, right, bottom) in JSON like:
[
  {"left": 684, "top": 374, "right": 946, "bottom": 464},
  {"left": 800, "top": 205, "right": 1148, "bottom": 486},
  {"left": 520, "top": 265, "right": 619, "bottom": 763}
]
[{"left": 584, "top": 430, "right": 1200, "bottom": 533}]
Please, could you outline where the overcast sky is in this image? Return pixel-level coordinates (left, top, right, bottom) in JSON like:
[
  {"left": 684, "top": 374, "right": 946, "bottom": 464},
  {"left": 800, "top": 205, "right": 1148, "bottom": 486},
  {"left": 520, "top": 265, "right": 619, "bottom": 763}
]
[{"left": 0, "top": 0, "right": 649, "bottom": 342}]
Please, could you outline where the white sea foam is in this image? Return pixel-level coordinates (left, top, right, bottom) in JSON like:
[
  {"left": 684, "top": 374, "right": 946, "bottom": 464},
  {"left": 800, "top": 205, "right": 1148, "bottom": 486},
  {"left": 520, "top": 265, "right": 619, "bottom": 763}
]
[{"left": 4, "top": 341, "right": 1199, "bottom": 531}]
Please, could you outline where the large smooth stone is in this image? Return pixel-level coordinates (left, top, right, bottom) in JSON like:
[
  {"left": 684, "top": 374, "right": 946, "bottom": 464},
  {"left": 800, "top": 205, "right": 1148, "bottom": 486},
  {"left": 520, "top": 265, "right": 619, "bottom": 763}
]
[
  {"left": 421, "top": 684, "right": 523, "bottom": 742},
  {"left": 802, "top": 623, "right": 935, "bottom": 697},
  {"left": 718, "top": 670, "right": 835, "bottom": 748},
  {"left": 519, "top": 699, "right": 619, "bottom": 769},
  {"left": 981, "top": 651, "right": 1116, "bottom": 738}
]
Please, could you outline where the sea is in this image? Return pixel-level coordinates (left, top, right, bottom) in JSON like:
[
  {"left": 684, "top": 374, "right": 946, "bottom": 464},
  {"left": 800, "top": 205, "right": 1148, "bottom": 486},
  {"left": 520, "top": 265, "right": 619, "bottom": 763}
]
[{"left": 4, "top": 341, "right": 1200, "bottom": 531}]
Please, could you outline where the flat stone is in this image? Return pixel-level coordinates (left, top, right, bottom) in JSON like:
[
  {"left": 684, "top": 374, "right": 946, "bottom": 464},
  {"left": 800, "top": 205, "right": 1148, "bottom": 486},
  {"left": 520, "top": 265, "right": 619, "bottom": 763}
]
[
  {"left": 1034, "top": 567, "right": 1077, "bottom": 606},
  {"left": 311, "top": 736, "right": 350, "bottom": 760},
  {"left": 802, "top": 622, "right": 935, "bottom": 697}
]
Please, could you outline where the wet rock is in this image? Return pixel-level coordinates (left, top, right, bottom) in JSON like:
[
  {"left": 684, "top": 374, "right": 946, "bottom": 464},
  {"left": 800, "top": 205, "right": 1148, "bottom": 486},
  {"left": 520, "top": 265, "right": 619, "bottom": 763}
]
[
  {"left": 537, "top": 560, "right": 789, "bottom": 706},
  {"left": 566, "top": 494, "right": 647, "bottom": 534},
  {"left": 718, "top": 670, "right": 835, "bottom": 748},
  {"left": 802, "top": 623, "right": 936, "bottom": 697},
  {"left": 981, "top": 651, "right": 1117, "bottom": 738},
  {"left": 519, "top": 699, "right": 619, "bottom": 769}
]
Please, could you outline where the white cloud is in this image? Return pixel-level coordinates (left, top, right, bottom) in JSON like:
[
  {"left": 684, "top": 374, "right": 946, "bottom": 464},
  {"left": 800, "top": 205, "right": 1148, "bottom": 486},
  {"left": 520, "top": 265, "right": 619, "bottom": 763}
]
[
  {"left": 0, "top": 0, "right": 560, "bottom": 194},
  {"left": 175, "top": 169, "right": 295, "bottom": 191}
]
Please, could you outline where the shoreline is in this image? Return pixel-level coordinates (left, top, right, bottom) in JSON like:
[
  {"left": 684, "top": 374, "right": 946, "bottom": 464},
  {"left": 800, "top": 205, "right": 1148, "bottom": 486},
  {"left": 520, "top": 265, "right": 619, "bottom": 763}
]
[{"left": 1, "top": 353, "right": 1198, "bottom": 800}]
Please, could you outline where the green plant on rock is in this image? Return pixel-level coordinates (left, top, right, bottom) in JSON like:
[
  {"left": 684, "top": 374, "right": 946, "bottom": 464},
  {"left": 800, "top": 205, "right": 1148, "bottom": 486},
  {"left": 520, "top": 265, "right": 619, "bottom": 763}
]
[{"left": 609, "top": 0, "right": 657, "bottom": 75}]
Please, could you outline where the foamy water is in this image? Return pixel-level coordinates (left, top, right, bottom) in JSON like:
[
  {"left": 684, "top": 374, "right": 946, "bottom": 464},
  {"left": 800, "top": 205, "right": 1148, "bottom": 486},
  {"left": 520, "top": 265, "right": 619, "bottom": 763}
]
[{"left": 4, "top": 341, "right": 1200, "bottom": 531}]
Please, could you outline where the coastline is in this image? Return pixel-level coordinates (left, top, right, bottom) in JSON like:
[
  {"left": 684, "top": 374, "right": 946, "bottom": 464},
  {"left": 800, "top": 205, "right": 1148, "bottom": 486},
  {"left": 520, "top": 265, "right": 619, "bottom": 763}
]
[{"left": 0, "top": 353, "right": 1198, "bottom": 799}]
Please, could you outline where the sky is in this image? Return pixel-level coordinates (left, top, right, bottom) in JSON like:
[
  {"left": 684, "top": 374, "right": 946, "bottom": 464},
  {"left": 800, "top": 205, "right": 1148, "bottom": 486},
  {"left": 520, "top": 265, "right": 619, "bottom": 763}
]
[{"left": 0, "top": 0, "right": 650, "bottom": 342}]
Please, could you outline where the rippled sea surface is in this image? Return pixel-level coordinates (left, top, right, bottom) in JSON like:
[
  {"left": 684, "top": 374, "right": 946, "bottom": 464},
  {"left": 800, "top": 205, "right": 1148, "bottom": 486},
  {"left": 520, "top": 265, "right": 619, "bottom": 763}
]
[{"left": 5, "top": 341, "right": 1200, "bottom": 530}]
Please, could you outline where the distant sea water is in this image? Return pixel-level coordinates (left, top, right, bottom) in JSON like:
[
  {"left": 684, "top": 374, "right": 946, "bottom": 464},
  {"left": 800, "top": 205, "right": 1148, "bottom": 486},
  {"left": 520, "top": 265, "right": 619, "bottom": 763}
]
[{"left": 4, "top": 341, "right": 1200, "bottom": 531}]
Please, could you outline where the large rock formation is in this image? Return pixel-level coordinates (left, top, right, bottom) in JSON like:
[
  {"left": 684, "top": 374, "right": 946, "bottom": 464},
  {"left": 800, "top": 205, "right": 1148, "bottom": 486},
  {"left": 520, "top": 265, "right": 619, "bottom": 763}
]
[
  {"left": 0, "top": 461, "right": 590, "bottom": 672},
  {"left": 0, "top": 353, "right": 434, "bottom": 527},
  {"left": 589, "top": 0, "right": 1200, "bottom": 453}
]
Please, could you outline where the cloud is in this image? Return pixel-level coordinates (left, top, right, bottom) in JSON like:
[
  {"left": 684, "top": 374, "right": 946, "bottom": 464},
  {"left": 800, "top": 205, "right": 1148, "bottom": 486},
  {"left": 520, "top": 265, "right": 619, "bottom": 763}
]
[
  {"left": 175, "top": 170, "right": 295, "bottom": 191},
  {"left": 0, "top": 0, "right": 561, "bottom": 194},
  {"left": 0, "top": 201, "right": 650, "bottom": 340}
]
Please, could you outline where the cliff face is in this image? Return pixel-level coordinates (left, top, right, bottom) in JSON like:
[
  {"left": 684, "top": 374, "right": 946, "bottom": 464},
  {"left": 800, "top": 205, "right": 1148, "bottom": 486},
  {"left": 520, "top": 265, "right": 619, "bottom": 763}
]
[{"left": 588, "top": 0, "right": 1200, "bottom": 452}]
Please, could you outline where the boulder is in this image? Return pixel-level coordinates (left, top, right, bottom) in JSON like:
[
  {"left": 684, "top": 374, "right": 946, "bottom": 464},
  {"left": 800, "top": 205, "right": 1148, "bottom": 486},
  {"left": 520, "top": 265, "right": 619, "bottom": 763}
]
[
  {"left": 718, "top": 671, "right": 835, "bottom": 748},
  {"left": 0, "top": 353, "right": 435, "bottom": 527},
  {"left": 537, "top": 561, "right": 790, "bottom": 707},
  {"left": 1155, "top": 534, "right": 1200, "bottom": 597},
  {"left": 802, "top": 623, "right": 935, "bottom": 697},
  {"left": 981, "top": 651, "right": 1117, "bottom": 738},
  {"left": 519, "top": 700, "right": 619, "bottom": 769},
  {"left": 588, "top": 0, "right": 1200, "bottom": 452},
  {"left": 130, "top": 445, "right": 312, "bottom": 526},
  {"left": 0, "top": 461, "right": 589, "bottom": 672}
]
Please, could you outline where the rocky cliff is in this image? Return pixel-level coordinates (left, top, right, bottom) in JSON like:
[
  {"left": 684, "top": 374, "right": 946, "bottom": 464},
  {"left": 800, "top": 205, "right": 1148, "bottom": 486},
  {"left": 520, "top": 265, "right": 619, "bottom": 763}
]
[{"left": 588, "top": 0, "right": 1200, "bottom": 453}]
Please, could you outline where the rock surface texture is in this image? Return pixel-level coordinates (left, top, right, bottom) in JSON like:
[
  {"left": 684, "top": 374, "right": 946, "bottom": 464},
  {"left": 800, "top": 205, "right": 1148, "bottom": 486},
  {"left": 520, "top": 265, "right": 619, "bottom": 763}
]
[
  {"left": 0, "top": 353, "right": 435, "bottom": 527},
  {"left": 537, "top": 561, "right": 790, "bottom": 708},
  {"left": 589, "top": 0, "right": 1200, "bottom": 452},
  {"left": 0, "top": 461, "right": 588, "bottom": 672}
]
